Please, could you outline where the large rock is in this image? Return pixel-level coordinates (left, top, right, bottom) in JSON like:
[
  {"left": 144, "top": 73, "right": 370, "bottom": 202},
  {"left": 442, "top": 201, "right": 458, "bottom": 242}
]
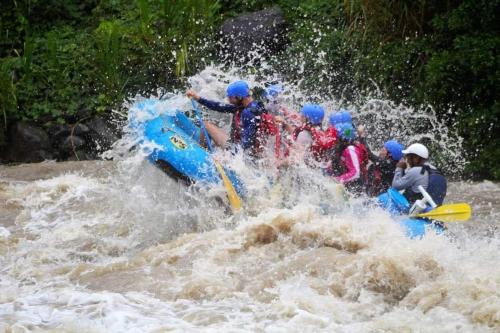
[
  {"left": 219, "top": 7, "right": 288, "bottom": 63},
  {"left": 47, "top": 123, "right": 92, "bottom": 159},
  {"left": 72, "top": 123, "right": 90, "bottom": 137},
  {"left": 1, "top": 122, "right": 54, "bottom": 162},
  {"left": 48, "top": 124, "right": 71, "bottom": 149},
  {"left": 85, "top": 117, "right": 120, "bottom": 153},
  {"left": 0, "top": 118, "right": 120, "bottom": 164},
  {"left": 60, "top": 135, "right": 86, "bottom": 153}
]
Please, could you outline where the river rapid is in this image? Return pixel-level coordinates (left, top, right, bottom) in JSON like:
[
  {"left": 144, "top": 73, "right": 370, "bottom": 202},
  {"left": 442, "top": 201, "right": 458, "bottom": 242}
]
[
  {"left": 1, "top": 68, "right": 499, "bottom": 332},
  {"left": 0, "top": 159, "right": 499, "bottom": 333}
]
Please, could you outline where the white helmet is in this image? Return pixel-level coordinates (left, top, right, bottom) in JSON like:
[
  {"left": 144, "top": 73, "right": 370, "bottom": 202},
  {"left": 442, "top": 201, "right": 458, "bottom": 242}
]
[{"left": 402, "top": 143, "right": 429, "bottom": 159}]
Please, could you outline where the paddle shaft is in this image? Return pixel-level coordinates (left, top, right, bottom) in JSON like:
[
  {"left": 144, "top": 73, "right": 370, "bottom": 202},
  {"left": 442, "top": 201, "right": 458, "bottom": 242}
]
[
  {"left": 191, "top": 100, "right": 213, "bottom": 152},
  {"left": 191, "top": 99, "right": 242, "bottom": 212}
]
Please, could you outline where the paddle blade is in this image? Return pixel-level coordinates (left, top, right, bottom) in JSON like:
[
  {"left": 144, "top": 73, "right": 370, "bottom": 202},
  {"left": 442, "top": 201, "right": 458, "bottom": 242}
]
[
  {"left": 415, "top": 203, "right": 472, "bottom": 222},
  {"left": 214, "top": 161, "right": 242, "bottom": 213}
]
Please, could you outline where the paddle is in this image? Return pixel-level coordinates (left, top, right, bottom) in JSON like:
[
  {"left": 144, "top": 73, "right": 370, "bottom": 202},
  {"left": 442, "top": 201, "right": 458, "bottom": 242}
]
[
  {"left": 191, "top": 99, "right": 242, "bottom": 212},
  {"left": 413, "top": 203, "right": 472, "bottom": 222},
  {"left": 214, "top": 160, "right": 242, "bottom": 212},
  {"left": 191, "top": 99, "right": 213, "bottom": 152}
]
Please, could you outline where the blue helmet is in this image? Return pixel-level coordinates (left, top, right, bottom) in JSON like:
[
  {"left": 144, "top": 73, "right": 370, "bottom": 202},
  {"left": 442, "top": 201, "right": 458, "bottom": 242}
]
[
  {"left": 329, "top": 109, "right": 352, "bottom": 126},
  {"left": 384, "top": 139, "right": 404, "bottom": 161},
  {"left": 227, "top": 81, "right": 250, "bottom": 98},
  {"left": 265, "top": 84, "right": 283, "bottom": 99},
  {"left": 335, "top": 123, "right": 356, "bottom": 141},
  {"left": 301, "top": 104, "right": 325, "bottom": 126},
  {"left": 329, "top": 112, "right": 343, "bottom": 126},
  {"left": 340, "top": 110, "right": 352, "bottom": 124}
]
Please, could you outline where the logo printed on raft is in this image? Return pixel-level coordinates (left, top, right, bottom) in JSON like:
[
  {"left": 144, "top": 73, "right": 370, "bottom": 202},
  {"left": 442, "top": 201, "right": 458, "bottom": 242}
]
[{"left": 170, "top": 135, "right": 188, "bottom": 150}]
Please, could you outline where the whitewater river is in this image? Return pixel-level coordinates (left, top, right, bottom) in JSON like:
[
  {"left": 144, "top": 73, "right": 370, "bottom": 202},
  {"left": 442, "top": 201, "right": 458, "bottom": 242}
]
[
  {"left": 1, "top": 65, "right": 499, "bottom": 331},
  {"left": 0, "top": 159, "right": 498, "bottom": 332}
]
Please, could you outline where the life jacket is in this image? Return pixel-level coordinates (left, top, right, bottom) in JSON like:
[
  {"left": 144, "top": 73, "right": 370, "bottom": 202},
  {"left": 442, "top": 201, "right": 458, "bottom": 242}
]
[
  {"left": 355, "top": 142, "right": 369, "bottom": 183},
  {"left": 422, "top": 165, "right": 447, "bottom": 205},
  {"left": 236, "top": 101, "right": 281, "bottom": 158},
  {"left": 403, "top": 165, "right": 447, "bottom": 205},
  {"left": 365, "top": 158, "right": 398, "bottom": 197},
  {"left": 231, "top": 101, "right": 263, "bottom": 146},
  {"left": 273, "top": 109, "right": 299, "bottom": 159},
  {"left": 292, "top": 124, "right": 337, "bottom": 161},
  {"left": 256, "top": 112, "right": 282, "bottom": 158},
  {"left": 230, "top": 108, "right": 243, "bottom": 144},
  {"left": 366, "top": 163, "right": 383, "bottom": 197}
]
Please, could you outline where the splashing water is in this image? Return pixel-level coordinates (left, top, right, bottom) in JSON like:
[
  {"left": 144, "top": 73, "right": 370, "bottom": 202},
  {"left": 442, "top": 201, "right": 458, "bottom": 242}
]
[{"left": 0, "top": 66, "right": 498, "bottom": 332}]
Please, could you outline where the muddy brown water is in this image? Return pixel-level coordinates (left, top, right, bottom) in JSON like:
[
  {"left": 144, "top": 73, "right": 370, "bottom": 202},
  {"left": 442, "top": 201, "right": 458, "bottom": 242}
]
[{"left": 0, "top": 161, "right": 498, "bottom": 332}]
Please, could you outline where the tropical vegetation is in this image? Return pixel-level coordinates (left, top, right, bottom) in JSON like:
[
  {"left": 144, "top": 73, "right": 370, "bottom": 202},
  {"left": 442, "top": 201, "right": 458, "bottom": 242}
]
[{"left": 1, "top": 0, "right": 498, "bottom": 179}]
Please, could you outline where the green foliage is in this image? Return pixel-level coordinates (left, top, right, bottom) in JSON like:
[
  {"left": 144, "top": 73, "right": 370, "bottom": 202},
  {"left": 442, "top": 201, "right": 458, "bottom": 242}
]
[
  {"left": 218, "top": 0, "right": 277, "bottom": 15},
  {"left": 280, "top": 23, "right": 355, "bottom": 100},
  {"left": 276, "top": 0, "right": 499, "bottom": 179},
  {"left": 0, "top": 58, "right": 18, "bottom": 144},
  {"left": 0, "top": 0, "right": 222, "bottom": 132},
  {"left": 343, "top": 0, "right": 444, "bottom": 38},
  {"left": 94, "top": 20, "right": 127, "bottom": 112}
]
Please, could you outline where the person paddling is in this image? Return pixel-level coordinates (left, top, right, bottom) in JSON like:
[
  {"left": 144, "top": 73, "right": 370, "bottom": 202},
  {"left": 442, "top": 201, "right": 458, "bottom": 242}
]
[
  {"left": 392, "top": 143, "right": 447, "bottom": 206},
  {"left": 186, "top": 81, "right": 273, "bottom": 156}
]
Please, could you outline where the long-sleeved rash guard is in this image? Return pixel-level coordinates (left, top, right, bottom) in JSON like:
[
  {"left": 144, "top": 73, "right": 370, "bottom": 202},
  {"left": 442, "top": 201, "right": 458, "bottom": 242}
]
[
  {"left": 198, "top": 98, "right": 264, "bottom": 150},
  {"left": 335, "top": 145, "right": 362, "bottom": 184},
  {"left": 392, "top": 163, "right": 437, "bottom": 193}
]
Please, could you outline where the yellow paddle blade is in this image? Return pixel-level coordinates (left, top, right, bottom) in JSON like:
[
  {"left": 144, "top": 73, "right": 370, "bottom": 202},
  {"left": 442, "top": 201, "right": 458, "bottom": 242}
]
[
  {"left": 214, "top": 161, "right": 242, "bottom": 213},
  {"left": 415, "top": 203, "right": 472, "bottom": 222}
]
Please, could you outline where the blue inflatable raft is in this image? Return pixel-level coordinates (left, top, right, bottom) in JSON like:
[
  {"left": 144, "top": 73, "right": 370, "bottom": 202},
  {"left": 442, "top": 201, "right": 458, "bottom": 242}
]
[
  {"left": 130, "top": 99, "right": 244, "bottom": 196},
  {"left": 378, "top": 188, "right": 445, "bottom": 238}
]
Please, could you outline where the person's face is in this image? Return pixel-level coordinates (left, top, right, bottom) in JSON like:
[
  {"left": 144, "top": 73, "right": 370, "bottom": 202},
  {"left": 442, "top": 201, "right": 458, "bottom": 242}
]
[
  {"left": 405, "top": 154, "right": 418, "bottom": 167},
  {"left": 228, "top": 96, "right": 239, "bottom": 105},
  {"left": 379, "top": 147, "right": 388, "bottom": 159}
]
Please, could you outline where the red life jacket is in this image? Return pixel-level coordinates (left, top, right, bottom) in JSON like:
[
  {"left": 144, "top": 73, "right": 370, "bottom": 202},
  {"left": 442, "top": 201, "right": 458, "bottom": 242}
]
[
  {"left": 292, "top": 124, "right": 337, "bottom": 161},
  {"left": 324, "top": 127, "right": 338, "bottom": 146},
  {"left": 255, "top": 113, "right": 282, "bottom": 158},
  {"left": 230, "top": 109, "right": 242, "bottom": 144},
  {"left": 235, "top": 106, "right": 282, "bottom": 158},
  {"left": 232, "top": 105, "right": 273, "bottom": 149}
]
